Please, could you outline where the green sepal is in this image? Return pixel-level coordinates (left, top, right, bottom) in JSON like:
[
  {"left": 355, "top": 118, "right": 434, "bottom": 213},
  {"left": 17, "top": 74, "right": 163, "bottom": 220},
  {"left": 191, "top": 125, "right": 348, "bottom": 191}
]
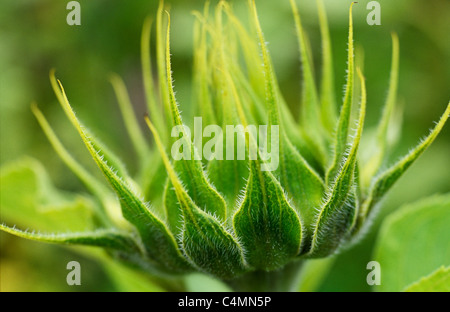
[
  {"left": 147, "top": 117, "right": 248, "bottom": 280},
  {"left": 109, "top": 73, "right": 150, "bottom": 166},
  {"left": 180, "top": 196, "right": 249, "bottom": 279},
  {"left": 141, "top": 15, "right": 167, "bottom": 143},
  {"left": 308, "top": 68, "right": 366, "bottom": 258},
  {"left": 233, "top": 161, "right": 302, "bottom": 271},
  {"left": 281, "top": 138, "right": 324, "bottom": 246},
  {"left": 50, "top": 73, "right": 192, "bottom": 274},
  {"left": 316, "top": 0, "right": 337, "bottom": 134},
  {"left": 361, "top": 32, "right": 400, "bottom": 188},
  {"left": 249, "top": 0, "right": 324, "bottom": 243},
  {"left": 356, "top": 102, "right": 450, "bottom": 235},
  {"left": 31, "top": 104, "right": 114, "bottom": 226},
  {"left": 207, "top": 157, "right": 249, "bottom": 213},
  {"left": 162, "top": 12, "right": 227, "bottom": 229},
  {"left": 326, "top": 2, "right": 357, "bottom": 185},
  {"left": 0, "top": 224, "right": 140, "bottom": 254},
  {"left": 290, "top": 0, "right": 327, "bottom": 165}
]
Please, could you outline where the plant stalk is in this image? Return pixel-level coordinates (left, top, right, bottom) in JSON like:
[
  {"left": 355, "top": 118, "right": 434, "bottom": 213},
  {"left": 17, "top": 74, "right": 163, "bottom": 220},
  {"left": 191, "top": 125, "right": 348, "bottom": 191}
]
[{"left": 226, "top": 260, "right": 304, "bottom": 292}]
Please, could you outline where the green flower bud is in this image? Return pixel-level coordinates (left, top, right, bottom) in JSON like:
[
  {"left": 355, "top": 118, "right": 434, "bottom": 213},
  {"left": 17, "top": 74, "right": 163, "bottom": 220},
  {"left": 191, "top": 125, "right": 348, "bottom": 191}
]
[{"left": 2, "top": 0, "right": 449, "bottom": 292}]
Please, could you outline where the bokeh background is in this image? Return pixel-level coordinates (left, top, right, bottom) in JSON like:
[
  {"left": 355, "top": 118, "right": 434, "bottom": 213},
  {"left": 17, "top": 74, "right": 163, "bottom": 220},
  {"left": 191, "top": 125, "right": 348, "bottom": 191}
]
[{"left": 1, "top": 0, "right": 449, "bottom": 291}]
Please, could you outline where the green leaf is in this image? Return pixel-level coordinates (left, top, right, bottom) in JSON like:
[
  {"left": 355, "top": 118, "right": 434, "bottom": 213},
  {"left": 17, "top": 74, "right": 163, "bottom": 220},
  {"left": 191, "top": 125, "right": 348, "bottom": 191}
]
[
  {"left": 403, "top": 266, "right": 450, "bottom": 292},
  {"left": 357, "top": 102, "right": 450, "bottom": 232},
  {"left": 326, "top": 2, "right": 357, "bottom": 185},
  {"left": 233, "top": 162, "right": 302, "bottom": 271},
  {"left": 0, "top": 224, "right": 140, "bottom": 254},
  {"left": 0, "top": 157, "right": 97, "bottom": 232},
  {"left": 50, "top": 73, "right": 192, "bottom": 274},
  {"left": 374, "top": 194, "right": 450, "bottom": 292},
  {"left": 308, "top": 67, "right": 366, "bottom": 258},
  {"left": 147, "top": 117, "right": 248, "bottom": 279}
]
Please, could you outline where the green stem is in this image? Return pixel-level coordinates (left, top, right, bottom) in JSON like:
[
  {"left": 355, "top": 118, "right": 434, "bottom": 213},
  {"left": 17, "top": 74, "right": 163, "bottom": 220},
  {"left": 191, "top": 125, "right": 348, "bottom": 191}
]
[{"left": 226, "top": 260, "right": 304, "bottom": 292}]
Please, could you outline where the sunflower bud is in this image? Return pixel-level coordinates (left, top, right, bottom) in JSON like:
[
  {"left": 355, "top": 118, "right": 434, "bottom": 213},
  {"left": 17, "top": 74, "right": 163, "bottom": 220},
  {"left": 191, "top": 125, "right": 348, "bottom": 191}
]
[{"left": 2, "top": 0, "right": 449, "bottom": 292}]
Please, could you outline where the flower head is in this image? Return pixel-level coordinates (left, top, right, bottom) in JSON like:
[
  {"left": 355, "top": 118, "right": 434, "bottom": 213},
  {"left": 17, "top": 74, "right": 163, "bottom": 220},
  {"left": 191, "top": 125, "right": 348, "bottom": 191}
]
[{"left": 1, "top": 0, "right": 449, "bottom": 291}]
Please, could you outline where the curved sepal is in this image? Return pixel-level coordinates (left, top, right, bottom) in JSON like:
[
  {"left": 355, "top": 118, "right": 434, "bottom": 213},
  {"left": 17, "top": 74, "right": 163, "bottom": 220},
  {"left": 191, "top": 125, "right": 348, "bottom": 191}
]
[
  {"left": 308, "top": 68, "right": 366, "bottom": 258},
  {"left": 147, "top": 117, "right": 248, "bottom": 279},
  {"left": 50, "top": 73, "right": 192, "bottom": 274},
  {"left": 355, "top": 102, "right": 450, "bottom": 236},
  {"left": 233, "top": 162, "right": 302, "bottom": 271},
  {"left": 162, "top": 12, "right": 227, "bottom": 230},
  {"left": 0, "top": 224, "right": 140, "bottom": 254},
  {"left": 326, "top": 2, "right": 357, "bottom": 185}
]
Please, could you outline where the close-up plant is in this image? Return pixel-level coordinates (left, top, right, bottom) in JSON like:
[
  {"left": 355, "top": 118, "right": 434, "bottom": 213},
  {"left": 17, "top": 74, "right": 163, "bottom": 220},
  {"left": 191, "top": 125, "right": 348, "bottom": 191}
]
[{"left": 1, "top": 0, "right": 449, "bottom": 292}]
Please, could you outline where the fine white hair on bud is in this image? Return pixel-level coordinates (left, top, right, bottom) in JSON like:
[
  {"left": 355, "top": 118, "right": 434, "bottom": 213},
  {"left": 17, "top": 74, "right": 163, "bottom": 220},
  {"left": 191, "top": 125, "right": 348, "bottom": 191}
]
[{"left": 1, "top": 0, "right": 448, "bottom": 292}]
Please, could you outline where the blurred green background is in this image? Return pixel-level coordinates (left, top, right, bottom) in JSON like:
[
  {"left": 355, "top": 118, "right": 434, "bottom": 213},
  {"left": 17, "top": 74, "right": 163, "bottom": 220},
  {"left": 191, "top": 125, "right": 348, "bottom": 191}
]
[{"left": 1, "top": 0, "right": 449, "bottom": 291}]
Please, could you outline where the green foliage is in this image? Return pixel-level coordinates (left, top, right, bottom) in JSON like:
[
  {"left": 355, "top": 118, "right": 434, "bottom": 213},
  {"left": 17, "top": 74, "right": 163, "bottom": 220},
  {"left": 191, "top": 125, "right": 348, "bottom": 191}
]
[
  {"left": 403, "top": 266, "right": 450, "bottom": 292},
  {"left": 0, "top": 157, "right": 96, "bottom": 232},
  {"left": 374, "top": 194, "right": 450, "bottom": 292}
]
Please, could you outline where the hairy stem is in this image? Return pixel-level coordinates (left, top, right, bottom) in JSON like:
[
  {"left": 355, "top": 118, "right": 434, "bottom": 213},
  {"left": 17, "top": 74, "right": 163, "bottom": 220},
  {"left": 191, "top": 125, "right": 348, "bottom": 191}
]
[{"left": 226, "top": 260, "right": 304, "bottom": 292}]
